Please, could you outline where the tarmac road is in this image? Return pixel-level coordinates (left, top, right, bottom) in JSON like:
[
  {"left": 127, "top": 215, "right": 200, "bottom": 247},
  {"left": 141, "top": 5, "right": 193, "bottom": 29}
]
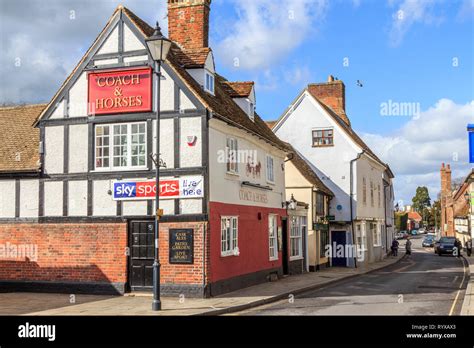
[{"left": 238, "top": 236, "right": 469, "bottom": 315}]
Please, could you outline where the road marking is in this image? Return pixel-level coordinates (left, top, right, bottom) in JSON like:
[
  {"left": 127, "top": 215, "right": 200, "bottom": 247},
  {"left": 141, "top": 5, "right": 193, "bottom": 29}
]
[{"left": 448, "top": 257, "right": 467, "bottom": 316}]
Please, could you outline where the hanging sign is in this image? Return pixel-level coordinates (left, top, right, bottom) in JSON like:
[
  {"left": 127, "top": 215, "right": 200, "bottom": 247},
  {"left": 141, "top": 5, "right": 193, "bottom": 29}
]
[
  {"left": 88, "top": 67, "right": 152, "bottom": 115},
  {"left": 112, "top": 176, "right": 204, "bottom": 201}
]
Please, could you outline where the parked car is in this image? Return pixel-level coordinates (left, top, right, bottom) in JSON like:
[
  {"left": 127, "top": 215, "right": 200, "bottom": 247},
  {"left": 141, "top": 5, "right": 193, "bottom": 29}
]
[
  {"left": 418, "top": 228, "right": 426, "bottom": 234},
  {"left": 435, "top": 237, "right": 456, "bottom": 256},
  {"left": 422, "top": 235, "right": 435, "bottom": 247},
  {"left": 410, "top": 230, "right": 418, "bottom": 235},
  {"left": 396, "top": 231, "right": 408, "bottom": 240}
]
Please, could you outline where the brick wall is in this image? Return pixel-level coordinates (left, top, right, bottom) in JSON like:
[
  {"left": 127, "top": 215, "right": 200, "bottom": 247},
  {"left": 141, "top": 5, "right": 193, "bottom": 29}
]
[
  {"left": 168, "top": 0, "right": 211, "bottom": 50},
  {"left": 440, "top": 163, "right": 455, "bottom": 236},
  {"left": 0, "top": 223, "right": 127, "bottom": 283}
]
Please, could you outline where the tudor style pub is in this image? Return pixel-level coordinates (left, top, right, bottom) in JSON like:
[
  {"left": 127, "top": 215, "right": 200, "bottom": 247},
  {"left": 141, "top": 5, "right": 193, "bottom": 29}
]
[{"left": 0, "top": 1, "right": 291, "bottom": 297}]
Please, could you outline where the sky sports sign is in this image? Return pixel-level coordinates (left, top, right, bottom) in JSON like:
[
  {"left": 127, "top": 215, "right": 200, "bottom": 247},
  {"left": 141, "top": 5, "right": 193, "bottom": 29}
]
[{"left": 112, "top": 177, "right": 204, "bottom": 201}]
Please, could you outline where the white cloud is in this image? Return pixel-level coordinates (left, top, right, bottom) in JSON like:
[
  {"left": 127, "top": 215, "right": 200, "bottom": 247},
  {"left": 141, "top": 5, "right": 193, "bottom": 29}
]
[
  {"left": 388, "top": 0, "right": 444, "bottom": 47},
  {"left": 361, "top": 99, "right": 474, "bottom": 203},
  {"left": 215, "top": 0, "right": 328, "bottom": 70}
]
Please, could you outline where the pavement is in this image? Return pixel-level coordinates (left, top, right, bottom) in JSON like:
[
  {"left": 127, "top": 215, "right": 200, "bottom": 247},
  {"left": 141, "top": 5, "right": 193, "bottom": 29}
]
[
  {"left": 461, "top": 252, "right": 474, "bottom": 315},
  {"left": 236, "top": 237, "right": 469, "bottom": 316},
  {"left": 0, "top": 250, "right": 404, "bottom": 316}
]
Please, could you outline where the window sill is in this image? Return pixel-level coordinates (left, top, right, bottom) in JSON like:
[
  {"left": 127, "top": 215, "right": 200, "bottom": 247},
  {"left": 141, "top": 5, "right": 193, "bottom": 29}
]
[
  {"left": 290, "top": 256, "right": 303, "bottom": 261},
  {"left": 226, "top": 171, "right": 240, "bottom": 177},
  {"left": 92, "top": 166, "right": 149, "bottom": 173},
  {"left": 312, "top": 144, "right": 334, "bottom": 148},
  {"left": 221, "top": 252, "right": 238, "bottom": 258},
  {"left": 269, "top": 257, "right": 279, "bottom": 261}
]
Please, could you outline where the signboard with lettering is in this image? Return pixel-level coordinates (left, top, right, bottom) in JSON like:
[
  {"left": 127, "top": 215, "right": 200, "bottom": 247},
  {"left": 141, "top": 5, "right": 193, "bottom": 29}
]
[
  {"left": 169, "top": 229, "right": 194, "bottom": 264},
  {"left": 112, "top": 176, "right": 204, "bottom": 201},
  {"left": 88, "top": 67, "right": 152, "bottom": 115}
]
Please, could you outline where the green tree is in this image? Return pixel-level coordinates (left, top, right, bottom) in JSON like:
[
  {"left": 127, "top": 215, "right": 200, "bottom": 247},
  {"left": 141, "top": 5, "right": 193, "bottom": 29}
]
[{"left": 412, "top": 186, "right": 431, "bottom": 213}]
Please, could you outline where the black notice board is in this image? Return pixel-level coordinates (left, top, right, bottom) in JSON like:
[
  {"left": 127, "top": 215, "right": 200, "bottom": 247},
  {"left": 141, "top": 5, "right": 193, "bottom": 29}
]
[{"left": 169, "top": 229, "right": 194, "bottom": 264}]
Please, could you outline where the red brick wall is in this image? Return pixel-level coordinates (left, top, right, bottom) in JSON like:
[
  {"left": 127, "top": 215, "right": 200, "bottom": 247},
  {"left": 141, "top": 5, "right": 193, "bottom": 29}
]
[
  {"left": 0, "top": 223, "right": 127, "bottom": 283},
  {"left": 168, "top": 0, "right": 211, "bottom": 50}
]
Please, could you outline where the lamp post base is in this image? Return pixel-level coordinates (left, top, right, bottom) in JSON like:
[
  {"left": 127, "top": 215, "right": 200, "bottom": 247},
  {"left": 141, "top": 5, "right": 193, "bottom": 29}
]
[
  {"left": 152, "top": 300, "right": 162, "bottom": 311},
  {"left": 152, "top": 260, "right": 161, "bottom": 311}
]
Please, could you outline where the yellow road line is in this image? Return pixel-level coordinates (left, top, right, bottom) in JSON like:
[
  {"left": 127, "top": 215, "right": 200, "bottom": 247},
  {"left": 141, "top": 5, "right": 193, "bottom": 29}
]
[{"left": 449, "top": 257, "right": 467, "bottom": 316}]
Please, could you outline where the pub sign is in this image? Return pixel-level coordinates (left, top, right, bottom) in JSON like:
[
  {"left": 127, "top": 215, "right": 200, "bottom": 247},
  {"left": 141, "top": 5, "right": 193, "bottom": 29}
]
[{"left": 169, "top": 229, "right": 194, "bottom": 264}]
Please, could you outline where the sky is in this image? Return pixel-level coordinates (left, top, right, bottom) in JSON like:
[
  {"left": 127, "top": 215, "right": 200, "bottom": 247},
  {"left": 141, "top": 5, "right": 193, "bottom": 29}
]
[{"left": 0, "top": 0, "right": 473, "bottom": 205}]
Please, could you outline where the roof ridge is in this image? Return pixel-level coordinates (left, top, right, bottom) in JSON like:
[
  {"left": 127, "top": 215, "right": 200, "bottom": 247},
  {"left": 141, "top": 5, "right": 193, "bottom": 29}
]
[{"left": 0, "top": 103, "right": 47, "bottom": 111}]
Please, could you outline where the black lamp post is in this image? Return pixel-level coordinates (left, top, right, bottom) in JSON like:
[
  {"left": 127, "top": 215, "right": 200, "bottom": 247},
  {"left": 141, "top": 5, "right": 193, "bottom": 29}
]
[{"left": 145, "top": 22, "right": 172, "bottom": 312}]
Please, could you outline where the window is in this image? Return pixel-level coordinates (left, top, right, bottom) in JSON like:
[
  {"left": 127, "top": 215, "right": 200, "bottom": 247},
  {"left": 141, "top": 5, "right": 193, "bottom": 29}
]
[
  {"left": 371, "top": 222, "right": 381, "bottom": 246},
  {"left": 319, "top": 229, "right": 329, "bottom": 258},
  {"left": 268, "top": 214, "right": 278, "bottom": 260},
  {"left": 226, "top": 137, "right": 238, "bottom": 174},
  {"left": 356, "top": 223, "right": 367, "bottom": 251},
  {"left": 377, "top": 184, "right": 381, "bottom": 208},
  {"left": 370, "top": 181, "right": 374, "bottom": 207},
  {"left": 205, "top": 71, "right": 214, "bottom": 94},
  {"left": 95, "top": 122, "right": 146, "bottom": 170},
  {"left": 249, "top": 102, "right": 255, "bottom": 120},
  {"left": 266, "top": 155, "right": 274, "bottom": 183},
  {"left": 362, "top": 177, "right": 367, "bottom": 205},
  {"left": 312, "top": 128, "right": 334, "bottom": 147},
  {"left": 221, "top": 216, "right": 238, "bottom": 256},
  {"left": 315, "top": 192, "right": 325, "bottom": 215},
  {"left": 290, "top": 216, "right": 306, "bottom": 259}
]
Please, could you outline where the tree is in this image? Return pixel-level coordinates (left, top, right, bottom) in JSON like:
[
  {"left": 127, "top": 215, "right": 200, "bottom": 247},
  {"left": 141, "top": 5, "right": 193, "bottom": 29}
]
[{"left": 412, "top": 186, "right": 431, "bottom": 213}]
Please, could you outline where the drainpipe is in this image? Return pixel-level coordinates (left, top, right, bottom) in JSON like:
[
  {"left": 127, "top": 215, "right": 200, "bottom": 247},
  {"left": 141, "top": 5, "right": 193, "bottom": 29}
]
[{"left": 349, "top": 150, "right": 365, "bottom": 268}]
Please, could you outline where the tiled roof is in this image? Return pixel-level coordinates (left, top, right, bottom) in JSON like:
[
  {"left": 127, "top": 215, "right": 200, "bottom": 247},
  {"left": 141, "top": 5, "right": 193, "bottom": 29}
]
[
  {"left": 0, "top": 104, "right": 45, "bottom": 173},
  {"left": 171, "top": 47, "right": 211, "bottom": 68},
  {"left": 266, "top": 120, "right": 277, "bottom": 129},
  {"left": 407, "top": 211, "right": 422, "bottom": 221},
  {"left": 221, "top": 81, "right": 254, "bottom": 98},
  {"left": 285, "top": 143, "right": 334, "bottom": 196}
]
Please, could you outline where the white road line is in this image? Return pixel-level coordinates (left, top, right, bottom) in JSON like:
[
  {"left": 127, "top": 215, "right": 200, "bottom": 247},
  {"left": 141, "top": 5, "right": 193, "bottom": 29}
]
[{"left": 449, "top": 257, "right": 467, "bottom": 316}]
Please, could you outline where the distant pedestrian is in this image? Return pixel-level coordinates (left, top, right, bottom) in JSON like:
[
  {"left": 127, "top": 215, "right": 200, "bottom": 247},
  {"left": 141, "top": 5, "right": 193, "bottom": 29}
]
[
  {"left": 455, "top": 239, "right": 462, "bottom": 258},
  {"left": 465, "top": 239, "right": 472, "bottom": 257},
  {"left": 405, "top": 237, "right": 412, "bottom": 256},
  {"left": 391, "top": 239, "right": 399, "bottom": 256}
]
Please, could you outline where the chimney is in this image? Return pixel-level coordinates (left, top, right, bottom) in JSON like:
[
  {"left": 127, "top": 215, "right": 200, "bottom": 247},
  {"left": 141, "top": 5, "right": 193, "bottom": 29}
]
[
  {"left": 308, "top": 75, "right": 350, "bottom": 127},
  {"left": 168, "top": 0, "right": 211, "bottom": 50}
]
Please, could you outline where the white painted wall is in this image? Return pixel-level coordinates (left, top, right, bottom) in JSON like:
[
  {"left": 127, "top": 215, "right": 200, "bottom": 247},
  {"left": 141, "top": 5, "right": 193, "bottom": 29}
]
[
  {"left": 49, "top": 100, "right": 64, "bottom": 119},
  {"left": 123, "top": 24, "right": 145, "bottom": 51},
  {"left": 0, "top": 180, "right": 15, "bottom": 217},
  {"left": 19, "top": 180, "right": 39, "bottom": 218},
  {"left": 68, "top": 180, "right": 88, "bottom": 216},
  {"left": 68, "top": 72, "right": 88, "bottom": 117},
  {"left": 208, "top": 119, "right": 286, "bottom": 209},
  {"left": 180, "top": 90, "right": 196, "bottom": 111},
  {"left": 153, "top": 119, "right": 175, "bottom": 169},
  {"left": 44, "top": 181, "right": 63, "bottom": 216},
  {"left": 93, "top": 180, "right": 116, "bottom": 216},
  {"left": 274, "top": 92, "right": 360, "bottom": 222},
  {"left": 44, "top": 126, "right": 64, "bottom": 174},
  {"left": 356, "top": 155, "right": 386, "bottom": 220},
  {"left": 122, "top": 201, "right": 147, "bottom": 216},
  {"left": 180, "top": 199, "right": 202, "bottom": 214},
  {"left": 154, "top": 68, "right": 175, "bottom": 112},
  {"left": 68, "top": 124, "right": 88, "bottom": 173},
  {"left": 94, "top": 58, "right": 119, "bottom": 66},
  {"left": 97, "top": 24, "right": 119, "bottom": 55},
  {"left": 180, "top": 117, "right": 202, "bottom": 168}
]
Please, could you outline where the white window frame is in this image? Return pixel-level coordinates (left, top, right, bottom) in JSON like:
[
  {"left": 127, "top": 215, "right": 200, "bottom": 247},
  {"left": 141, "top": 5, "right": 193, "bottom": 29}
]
[
  {"left": 266, "top": 155, "right": 275, "bottom": 184},
  {"left": 290, "top": 216, "right": 305, "bottom": 260},
  {"left": 94, "top": 122, "right": 147, "bottom": 171},
  {"left": 226, "top": 137, "right": 238, "bottom": 175},
  {"left": 372, "top": 222, "right": 382, "bottom": 247},
  {"left": 221, "top": 216, "right": 238, "bottom": 257},
  {"left": 249, "top": 101, "right": 255, "bottom": 121},
  {"left": 268, "top": 214, "right": 279, "bottom": 261},
  {"left": 357, "top": 223, "right": 367, "bottom": 252},
  {"left": 204, "top": 70, "right": 215, "bottom": 95}
]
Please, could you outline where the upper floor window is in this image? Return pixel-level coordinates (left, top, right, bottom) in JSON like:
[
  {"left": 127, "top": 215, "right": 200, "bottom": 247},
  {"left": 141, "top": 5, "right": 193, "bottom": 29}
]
[
  {"left": 362, "top": 177, "right": 367, "bottom": 205},
  {"left": 226, "top": 137, "right": 238, "bottom": 174},
  {"left": 249, "top": 102, "right": 255, "bottom": 121},
  {"left": 221, "top": 216, "right": 238, "bottom": 256},
  {"left": 312, "top": 128, "right": 333, "bottom": 147},
  {"left": 95, "top": 122, "right": 146, "bottom": 170},
  {"left": 205, "top": 71, "right": 215, "bottom": 94},
  {"left": 370, "top": 180, "right": 375, "bottom": 207},
  {"left": 315, "top": 192, "right": 325, "bottom": 216},
  {"left": 377, "top": 184, "right": 381, "bottom": 208},
  {"left": 266, "top": 155, "right": 274, "bottom": 183}
]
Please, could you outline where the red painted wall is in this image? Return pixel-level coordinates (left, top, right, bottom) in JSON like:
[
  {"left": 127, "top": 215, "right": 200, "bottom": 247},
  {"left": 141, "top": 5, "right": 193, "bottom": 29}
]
[{"left": 208, "top": 201, "right": 286, "bottom": 282}]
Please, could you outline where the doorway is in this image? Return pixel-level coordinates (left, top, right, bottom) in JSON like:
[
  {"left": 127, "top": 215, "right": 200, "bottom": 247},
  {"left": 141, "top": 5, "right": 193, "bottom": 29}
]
[
  {"left": 281, "top": 218, "right": 289, "bottom": 275},
  {"left": 128, "top": 220, "right": 155, "bottom": 291},
  {"left": 331, "top": 230, "right": 348, "bottom": 267}
]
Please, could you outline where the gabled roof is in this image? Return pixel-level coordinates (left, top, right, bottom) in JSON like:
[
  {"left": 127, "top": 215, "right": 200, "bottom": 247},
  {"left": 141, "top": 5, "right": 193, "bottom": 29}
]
[
  {"left": 32, "top": 6, "right": 287, "bottom": 153},
  {"left": 407, "top": 211, "right": 422, "bottom": 221},
  {"left": 453, "top": 168, "right": 474, "bottom": 200},
  {"left": 171, "top": 47, "right": 212, "bottom": 68},
  {"left": 221, "top": 81, "right": 254, "bottom": 98},
  {"left": 285, "top": 143, "right": 334, "bottom": 196},
  {"left": 0, "top": 104, "right": 46, "bottom": 173}
]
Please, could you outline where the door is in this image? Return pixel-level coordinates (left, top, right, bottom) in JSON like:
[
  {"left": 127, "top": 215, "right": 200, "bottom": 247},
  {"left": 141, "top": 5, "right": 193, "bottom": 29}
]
[
  {"left": 331, "top": 230, "right": 347, "bottom": 267},
  {"left": 129, "top": 220, "right": 155, "bottom": 291},
  {"left": 281, "top": 218, "right": 289, "bottom": 275}
]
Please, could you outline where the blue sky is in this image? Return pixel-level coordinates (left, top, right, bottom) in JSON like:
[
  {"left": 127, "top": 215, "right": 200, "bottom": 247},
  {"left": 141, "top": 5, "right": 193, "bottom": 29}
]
[{"left": 0, "top": 0, "right": 473, "bottom": 204}]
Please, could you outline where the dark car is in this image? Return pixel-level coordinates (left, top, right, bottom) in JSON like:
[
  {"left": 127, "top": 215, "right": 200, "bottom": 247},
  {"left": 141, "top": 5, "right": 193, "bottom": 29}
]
[
  {"left": 422, "top": 235, "right": 435, "bottom": 247},
  {"left": 435, "top": 237, "right": 456, "bottom": 256}
]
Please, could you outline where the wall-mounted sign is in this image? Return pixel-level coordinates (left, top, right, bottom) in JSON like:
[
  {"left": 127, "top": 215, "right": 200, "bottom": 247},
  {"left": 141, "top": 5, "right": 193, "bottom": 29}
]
[
  {"left": 239, "top": 188, "right": 268, "bottom": 204},
  {"left": 169, "top": 229, "right": 194, "bottom": 264},
  {"left": 88, "top": 67, "right": 152, "bottom": 115},
  {"left": 112, "top": 176, "right": 204, "bottom": 201}
]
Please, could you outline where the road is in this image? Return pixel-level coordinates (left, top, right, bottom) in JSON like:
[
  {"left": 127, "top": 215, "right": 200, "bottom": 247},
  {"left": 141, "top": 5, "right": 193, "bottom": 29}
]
[{"left": 237, "top": 236, "right": 469, "bottom": 315}]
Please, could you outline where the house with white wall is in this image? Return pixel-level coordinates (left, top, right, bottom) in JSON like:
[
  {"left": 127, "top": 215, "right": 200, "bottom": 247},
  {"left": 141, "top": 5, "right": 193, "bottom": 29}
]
[{"left": 271, "top": 75, "right": 395, "bottom": 266}]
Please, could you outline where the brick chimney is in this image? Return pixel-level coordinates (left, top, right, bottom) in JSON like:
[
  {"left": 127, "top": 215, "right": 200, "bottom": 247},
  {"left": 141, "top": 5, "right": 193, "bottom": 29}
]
[
  {"left": 168, "top": 0, "right": 211, "bottom": 50},
  {"left": 440, "top": 163, "right": 455, "bottom": 236},
  {"left": 308, "top": 75, "right": 350, "bottom": 127}
]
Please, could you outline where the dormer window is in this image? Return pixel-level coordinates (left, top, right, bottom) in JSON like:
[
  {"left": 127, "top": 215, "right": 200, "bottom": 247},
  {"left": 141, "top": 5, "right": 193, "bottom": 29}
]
[
  {"left": 205, "top": 71, "right": 215, "bottom": 95},
  {"left": 249, "top": 102, "right": 255, "bottom": 121}
]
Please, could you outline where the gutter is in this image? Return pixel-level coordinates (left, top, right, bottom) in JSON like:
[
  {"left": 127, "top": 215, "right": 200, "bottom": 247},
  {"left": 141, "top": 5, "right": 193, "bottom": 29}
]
[{"left": 349, "top": 150, "right": 365, "bottom": 268}]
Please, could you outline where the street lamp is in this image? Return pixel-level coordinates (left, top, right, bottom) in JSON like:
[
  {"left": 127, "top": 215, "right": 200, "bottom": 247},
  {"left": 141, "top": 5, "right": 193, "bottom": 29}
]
[{"left": 145, "top": 22, "right": 172, "bottom": 312}]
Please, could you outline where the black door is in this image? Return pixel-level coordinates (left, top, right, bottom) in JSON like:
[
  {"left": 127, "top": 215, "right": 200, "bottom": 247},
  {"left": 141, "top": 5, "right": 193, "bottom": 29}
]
[
  {"left": 281, "top": 218, "right": 289, "bottom": 275},
  {"left": 331, "top": 230, "right": 347, "bottom": 267},
  {"left": 129, "top": 220, "right": 155, "bottom": 291}
]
